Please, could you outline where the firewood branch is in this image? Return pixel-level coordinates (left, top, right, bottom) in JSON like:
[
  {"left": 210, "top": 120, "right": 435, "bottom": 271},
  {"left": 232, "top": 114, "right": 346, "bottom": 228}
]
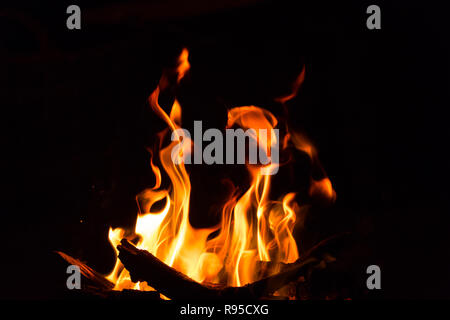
[
  {"left": 56, "top": 232, "right": 348, "bottom": 299},
  {"left": 117, "top": 238, "right": 331, "bottom": 300},
  {"left": 56, "top": 251, "right": 115, "bottom": 289}
]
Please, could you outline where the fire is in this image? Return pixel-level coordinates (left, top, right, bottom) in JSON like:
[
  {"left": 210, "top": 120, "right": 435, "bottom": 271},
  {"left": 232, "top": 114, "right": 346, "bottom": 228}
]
[{"left": 106, "top": 49, "right": 334, "bottom": 294}]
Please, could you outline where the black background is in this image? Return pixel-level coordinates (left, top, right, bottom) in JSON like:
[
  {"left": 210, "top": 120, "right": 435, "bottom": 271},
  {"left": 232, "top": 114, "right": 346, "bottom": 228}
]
[{"left": 1, "top": 0, "right": 449, "bottom": 299}]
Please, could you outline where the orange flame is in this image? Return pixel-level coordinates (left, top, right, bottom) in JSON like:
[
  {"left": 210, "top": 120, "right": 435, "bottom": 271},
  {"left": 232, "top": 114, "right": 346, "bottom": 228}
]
[{"left": 106, "top": 49, "right": 334, "bottom": 294}]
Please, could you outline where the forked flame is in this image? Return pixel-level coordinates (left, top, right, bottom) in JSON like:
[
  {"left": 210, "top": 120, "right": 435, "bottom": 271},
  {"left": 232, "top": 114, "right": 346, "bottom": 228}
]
[{"left": 106, "top": 49, "right": 334, "bottom": 294}]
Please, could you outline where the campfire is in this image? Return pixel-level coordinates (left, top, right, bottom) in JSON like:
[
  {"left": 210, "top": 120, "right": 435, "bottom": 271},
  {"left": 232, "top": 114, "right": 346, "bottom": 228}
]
[{"left": 58, "top": 48, "right": 341, "bottom": 300}]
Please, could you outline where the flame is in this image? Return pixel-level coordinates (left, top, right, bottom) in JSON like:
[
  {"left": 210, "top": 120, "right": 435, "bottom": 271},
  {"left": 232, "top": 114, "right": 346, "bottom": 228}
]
[
  {"left": 176, "top": 48, "right": 190, "bottom": 83},
  {"left": 274, "top": 65, "right": 336, "bottom": 203},
  {"left": 106, "top": 49, "right": 334, "bottom": 294},
  {"left": 275, "top": 66, "right": 306, "bottom": 104},
  {"left": 289, "top": 131, "right": 336, "bottom": 203}
]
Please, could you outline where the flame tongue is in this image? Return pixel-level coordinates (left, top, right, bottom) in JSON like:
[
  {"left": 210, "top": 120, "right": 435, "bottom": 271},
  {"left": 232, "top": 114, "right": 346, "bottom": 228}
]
[{"left": 106, "top": 49, "right": 332, "bottom": 293}]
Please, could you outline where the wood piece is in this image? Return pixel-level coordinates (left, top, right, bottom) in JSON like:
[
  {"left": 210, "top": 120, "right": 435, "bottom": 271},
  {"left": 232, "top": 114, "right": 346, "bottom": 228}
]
[
  {"left": 56, "top": 251, "right": 115, "bottom": 291},
  {"left": 117, "top": 239, "right": 324, "bottom": 300},
  {"left": 56, "top": 232, "right": 349, "bottom": 299},
  {"left": 256, "top": 232, "right": 350, "bottom": 278}
]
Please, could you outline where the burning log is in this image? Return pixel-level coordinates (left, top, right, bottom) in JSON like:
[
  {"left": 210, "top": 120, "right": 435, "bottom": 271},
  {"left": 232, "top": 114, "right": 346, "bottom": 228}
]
[
  {"left": 56, "top": 232, "right": 348, "bottom": 299},
  {"left": 56, "top": 251, "right": 115, "bottom": 292},
  {"left": 56, "top": 232, "right": 347, "bottom": 299},
  {"left": 56, "top": 251, "right": 160, "bottom": 300},
  {"left": 117, "top": 238, "right": 333, "bottom": 300},
  {"left": 256, "top": 232, "right": 348, "bottom": 278}
]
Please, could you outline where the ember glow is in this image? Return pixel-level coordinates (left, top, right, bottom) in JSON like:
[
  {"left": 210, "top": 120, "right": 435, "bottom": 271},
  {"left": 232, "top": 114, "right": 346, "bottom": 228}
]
[{"left": 106, "top": 49, "right": 335, "bottom": 294}]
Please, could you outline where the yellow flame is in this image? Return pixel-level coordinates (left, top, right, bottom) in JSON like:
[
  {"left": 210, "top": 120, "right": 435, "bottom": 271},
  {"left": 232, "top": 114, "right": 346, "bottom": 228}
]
[{"left": 106, "top": 50, "right": 332, "bottom": 293}]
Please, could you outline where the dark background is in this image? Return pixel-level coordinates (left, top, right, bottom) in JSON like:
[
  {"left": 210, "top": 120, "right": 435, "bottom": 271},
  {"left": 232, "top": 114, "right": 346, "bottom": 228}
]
[{"left": 1, "top": 0, "right": 449, "bottom": 299}]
